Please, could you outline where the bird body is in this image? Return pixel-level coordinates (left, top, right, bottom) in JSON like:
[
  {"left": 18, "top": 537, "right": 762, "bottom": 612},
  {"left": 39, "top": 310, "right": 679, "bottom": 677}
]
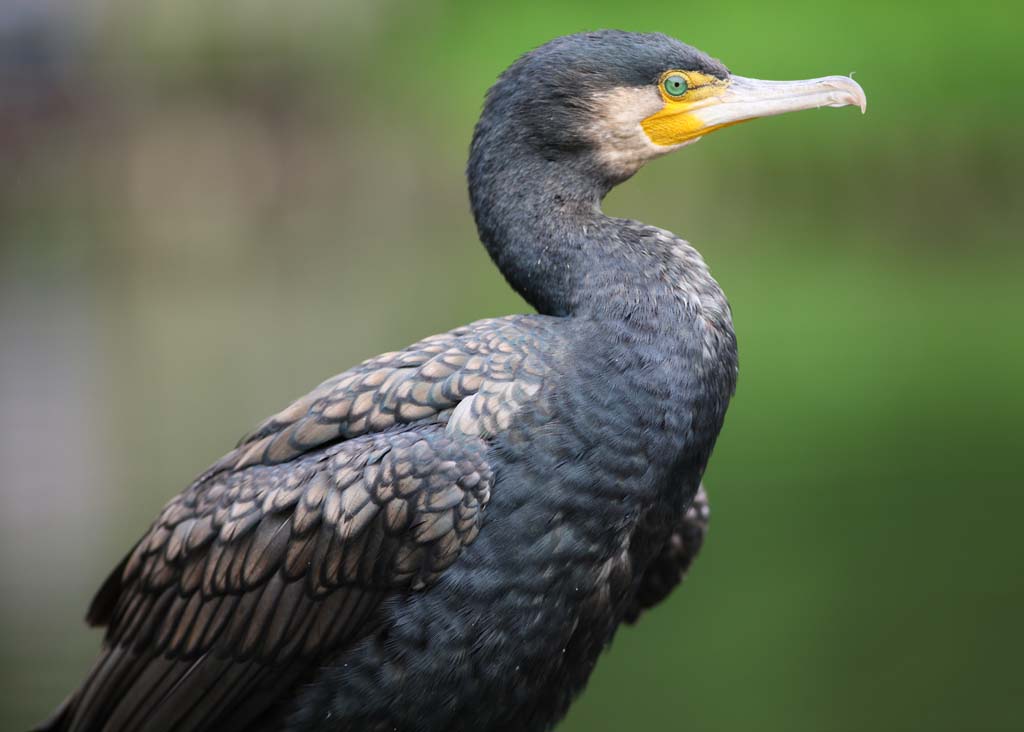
[
  {"left": 40, "top": 30, "right": 864, "bottom": 732},
  {"left": 287, "top": 222, "right": 737, "bottom": 730}
]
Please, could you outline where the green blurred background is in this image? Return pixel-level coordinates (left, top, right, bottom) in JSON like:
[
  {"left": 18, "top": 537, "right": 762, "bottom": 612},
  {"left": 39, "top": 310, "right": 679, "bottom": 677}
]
[{"left": 1, "top": 0, "right": 1021, "bottom": 729}]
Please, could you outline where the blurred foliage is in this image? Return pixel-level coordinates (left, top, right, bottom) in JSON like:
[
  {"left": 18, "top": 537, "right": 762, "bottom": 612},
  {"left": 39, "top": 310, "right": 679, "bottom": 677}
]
[{"left": 1, "top": 1, "right": 1022, "bottom": 730}]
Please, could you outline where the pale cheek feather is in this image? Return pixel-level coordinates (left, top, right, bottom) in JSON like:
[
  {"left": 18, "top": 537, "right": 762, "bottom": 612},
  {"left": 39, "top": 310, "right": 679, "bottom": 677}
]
[{"left": 586, "top": 86, "right": 691, "bottom": 180}]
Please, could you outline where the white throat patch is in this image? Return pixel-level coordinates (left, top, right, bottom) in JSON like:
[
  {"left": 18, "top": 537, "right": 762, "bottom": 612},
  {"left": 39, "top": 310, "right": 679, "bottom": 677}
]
[{"left": 586, "top": 86, "right": 695, "bottom": 180}]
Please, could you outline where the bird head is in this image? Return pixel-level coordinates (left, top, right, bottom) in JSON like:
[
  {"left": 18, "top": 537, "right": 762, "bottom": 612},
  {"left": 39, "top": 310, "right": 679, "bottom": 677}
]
[{"left": 475, "top": 30, "right": 866, "bottom": 185}]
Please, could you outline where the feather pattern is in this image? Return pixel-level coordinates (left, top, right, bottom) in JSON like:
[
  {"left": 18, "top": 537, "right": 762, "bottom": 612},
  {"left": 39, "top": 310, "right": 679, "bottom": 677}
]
[{"left": 50, "top": 315, "right": 560, "bottom": 732}]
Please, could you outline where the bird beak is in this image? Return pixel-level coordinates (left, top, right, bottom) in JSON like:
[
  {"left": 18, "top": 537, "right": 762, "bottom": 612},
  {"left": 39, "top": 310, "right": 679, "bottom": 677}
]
[{"left": 642, "top": 74, "right": 866, "bottom": 147}]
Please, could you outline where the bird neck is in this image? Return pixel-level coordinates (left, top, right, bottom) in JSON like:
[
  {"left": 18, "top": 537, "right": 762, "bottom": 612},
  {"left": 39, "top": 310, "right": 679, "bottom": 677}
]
[{"left": 468, "top": 138, "right": 729, "bottom": 329}]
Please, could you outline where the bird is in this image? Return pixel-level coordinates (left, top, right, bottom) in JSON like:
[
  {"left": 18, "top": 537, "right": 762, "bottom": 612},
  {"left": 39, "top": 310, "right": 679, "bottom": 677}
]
[{"left": 37, "top": 29, "right": 865, "bottom": 732}]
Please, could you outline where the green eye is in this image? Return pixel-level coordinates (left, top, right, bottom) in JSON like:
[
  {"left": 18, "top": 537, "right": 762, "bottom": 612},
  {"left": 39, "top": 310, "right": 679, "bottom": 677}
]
[{"left": 663, "top": 74, "right": 688, "bottom": 97}]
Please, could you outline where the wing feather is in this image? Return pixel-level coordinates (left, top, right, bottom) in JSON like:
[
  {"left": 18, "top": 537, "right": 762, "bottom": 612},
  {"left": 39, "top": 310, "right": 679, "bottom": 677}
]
[
  {"left": 57, "top": 426, "right": 496, "bottom": 731},
  {"left": 624, "top": 483, "right": 711, "bottom": 624},
  {"left": 44, "top": 315, "right": 560, "bottom": 732}
]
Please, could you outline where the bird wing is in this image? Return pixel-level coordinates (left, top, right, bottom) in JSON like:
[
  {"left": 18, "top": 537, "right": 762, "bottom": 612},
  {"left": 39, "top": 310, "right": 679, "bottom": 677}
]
[
  {"left": 624, "top": 483, "right": 710, "bottom": 624},
  {"left": 216, "top": 316, "right": 551, "bottom": 471},
  {"left": 53, "top": 315, "right": 557, "bottom": 732}
]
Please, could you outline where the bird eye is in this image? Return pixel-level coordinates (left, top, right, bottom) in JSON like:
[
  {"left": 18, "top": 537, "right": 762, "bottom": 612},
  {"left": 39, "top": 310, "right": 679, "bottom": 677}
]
[{"left": 663, "top": 74, "right": 688, "bottom": 98}]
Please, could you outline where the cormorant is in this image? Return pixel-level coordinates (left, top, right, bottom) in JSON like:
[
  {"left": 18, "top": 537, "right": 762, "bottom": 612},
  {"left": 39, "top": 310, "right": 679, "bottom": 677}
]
[{"left": 38, "top": 30, "right": 865, "bottom": 732}]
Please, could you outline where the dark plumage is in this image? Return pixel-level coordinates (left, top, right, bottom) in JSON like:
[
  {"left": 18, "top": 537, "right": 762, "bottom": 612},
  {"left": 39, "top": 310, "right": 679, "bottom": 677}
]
[{"left": 39, "top": 29, "right": 865, "bottom": 732}]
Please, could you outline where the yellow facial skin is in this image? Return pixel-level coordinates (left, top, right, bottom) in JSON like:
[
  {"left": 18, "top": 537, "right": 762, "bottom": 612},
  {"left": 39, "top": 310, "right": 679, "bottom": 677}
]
[
  {"left": 641, "top": 70, "right": 731, "bottom": 146},
  {"left": 641, "top": 69, "right": 867, "bottom": 147}
]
